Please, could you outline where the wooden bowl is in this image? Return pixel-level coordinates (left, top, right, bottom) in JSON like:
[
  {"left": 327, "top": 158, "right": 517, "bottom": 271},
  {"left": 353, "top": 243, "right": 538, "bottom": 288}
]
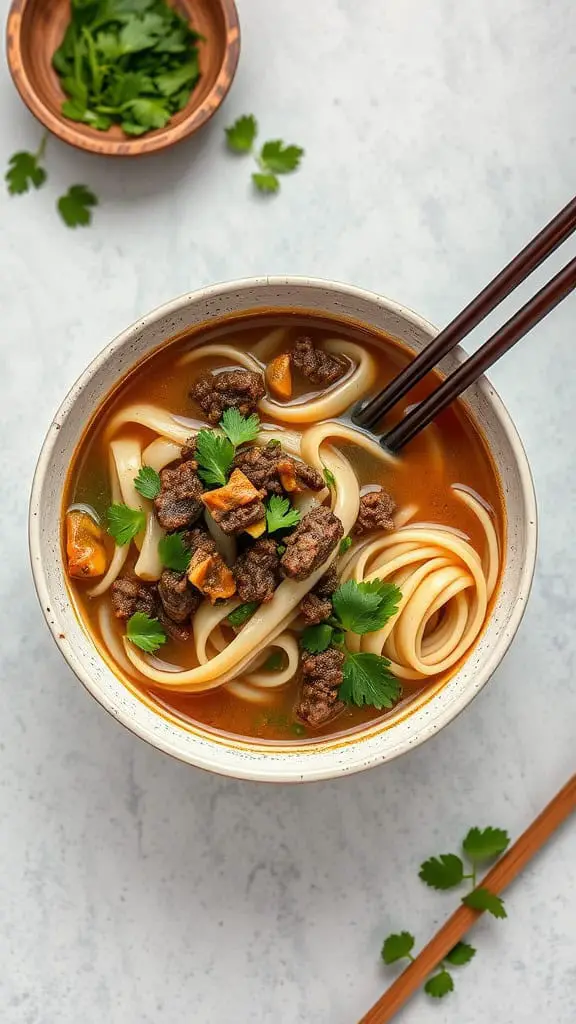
[{"left": 6, "top": 0, "right": 240, "bottom": 157}]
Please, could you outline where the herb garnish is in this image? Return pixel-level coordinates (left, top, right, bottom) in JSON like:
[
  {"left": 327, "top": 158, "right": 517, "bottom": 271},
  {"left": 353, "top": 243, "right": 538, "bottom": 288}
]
[
  {"left": 225, "top": 114, "right": 304, "bottom": 195},
  {"left": 134, "top": 465, "right": 162, "bottom": 499},
  {"left": 333, "top": 578, "right": 401, "bottom": 634},
  {"left": 265, "top": 495, "right": 301, "bottom": 533},
  {"left": 126, "top": 611, "right": 167, "bottom": 653},
  {"left": 227, "top": 602, "right": 260, "bottom": 628},
  {"left": 322, "top": 464, "right": 336, "bottom": 489},
  {"left": 220, "top": 408, "right": 260, "bottom": 447},
  {"left": 340, "top": 651, "right": 401, "bottom": 709},
  {"left": 158, "top": 531, "right": 190, "bottom": 572},
  {"left": 381, "top": 824, "right": 510, "bottom": 999},
  {"left": 339, "top": 536, "right": 352, "bottom": 555},
  {"left": 58, "top": 185, "right": 99, "bottom": 228},
  {"left": 5, "top": 134, "right": 48, "bottom": 195},
  {"left": 107, "top": 503, "right": 146, "bottom": 545},
  {"left": 195, "top": 429, "right": 235, "bottom": 487},
  {"left": 263, "top": 650, "right": 283, "bottom": 671},
  {"left": 52, "top": 0, "right": 201, "bottom": 137}
]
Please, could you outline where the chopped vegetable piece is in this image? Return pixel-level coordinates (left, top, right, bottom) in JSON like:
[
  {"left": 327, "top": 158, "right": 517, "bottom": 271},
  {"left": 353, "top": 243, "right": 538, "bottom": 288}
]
[
  {"left": 188, "top": 551, "right": 236, "bottom": 604},
  {"left": 339, "top": 536, "right": 352, "bottom": 554},
  {"left": 201, "top": 469, "right": 263, "bottom": 514},
  {"left": 126, "top": 612, "right": 167, "bottom": 653},
  {"left": 266, "top": 353, "right": 293, "bottom": 400},
  {"left": 227, "top": 602, "right": 259, "bottom": 628},
  {"left": 66, "top": 510, "right": 107, "bottom": 579},
  {"left": 244, "top": 518, "right": 267, "bottom": 538}
]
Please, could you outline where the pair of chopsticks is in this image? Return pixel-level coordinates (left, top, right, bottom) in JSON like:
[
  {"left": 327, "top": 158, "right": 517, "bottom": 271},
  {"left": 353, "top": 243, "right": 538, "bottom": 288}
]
[
  {"left": 353, "top": 196, "right": 576, "bottom": 450},
  {"left": 358, "top": 774, "right": 576, "bottom": 1023}
]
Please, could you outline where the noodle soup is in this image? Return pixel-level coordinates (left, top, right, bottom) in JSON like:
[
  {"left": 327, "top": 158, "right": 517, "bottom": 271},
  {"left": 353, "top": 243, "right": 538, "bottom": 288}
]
[{"left": 63, "top": 312, "right": 504, "bottom": 743}]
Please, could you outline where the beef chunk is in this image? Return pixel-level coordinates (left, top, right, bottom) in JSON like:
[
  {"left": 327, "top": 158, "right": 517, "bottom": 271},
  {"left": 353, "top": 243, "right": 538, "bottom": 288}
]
[
  {"left": 156, "top": 606, "right": 191, "bottom": 643},
  {"left": 191, "top": 369, "right": 265, "bottom": 424},
  {"left": 234, "top": 441, "right": 323, "bottom": 496},
  {"left": 216, "top": 500, "right": 267, "bottom": 535},
  {"left": 158, "top": 569, "right": 201, "bottom": 623},
  {"left": 299, "top": 564, "right": 339, "bottom": 624},
  {"left": 111, "top": 577, "right": 156, "bottom": 620},
  {"left": 233, "top": 538, "right": 281, "bottom": 603},
  {"left": 281, "top": 506, "right": 343, "bottom": 581},
  {"left": 291, "top": 336, "right": 347, "bottom": 386},
  {"left": 182, "top": 526, "right": 215, "bottom": 556},
  {"left": 154, "top": 461, "right": 204, "bottom": 532},
  {"left": 354, "top": 489, "right": 396, "bottom": 535},
  {"left": 297, "top": 648, "right": 346, "bottom": 727},
  {"left": 180, "top": 437, "right": 197, "bottom": 462}
]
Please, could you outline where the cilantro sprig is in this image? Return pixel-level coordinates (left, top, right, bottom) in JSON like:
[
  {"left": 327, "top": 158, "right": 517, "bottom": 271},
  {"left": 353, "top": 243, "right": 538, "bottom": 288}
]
[
  {"left": 380, "top": 824, "right": 510, "bottom": 1000},
  {"left": 265, "top": 495, "right": 301, "bottom": 533},
  {"left": 227, "top": 602, "right": 260, "bottom": 628},
  {"left": 195, "top": 429, "right": 235, "bottom": 487},
  {"left": 134, "top": 465, "right": 162, "bottom": 499},
  {"left": 57, "top": 185, "right": 99, "bottom": 228},
  {"left": 224, "top": 114, "right": 305, "bottom": 195},
  {"left": 220, "top": 408, "right": 260, "bottom": 447},
  {"left": 126, "top": 612, "right": 167, "bottom": 653},
  {"left": 5, "top": 134, "right": 48, "bottom": 195},
  {"left": 158, "top": 531, "right": 191, "bottom": 572},
  {"left": 107, "top": 503, "right": 146, "bottom": 545}
]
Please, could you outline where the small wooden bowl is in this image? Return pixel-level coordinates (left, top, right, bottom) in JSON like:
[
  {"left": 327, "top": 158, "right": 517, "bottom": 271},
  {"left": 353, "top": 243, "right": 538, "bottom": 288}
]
[{"left": 6, "top": 0, "right": 240, "bottom": 157}]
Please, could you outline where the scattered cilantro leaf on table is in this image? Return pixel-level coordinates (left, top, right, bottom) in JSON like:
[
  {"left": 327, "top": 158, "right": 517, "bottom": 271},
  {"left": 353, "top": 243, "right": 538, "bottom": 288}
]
[
  {"left": 158, "top": 532, "right": 191, "bottom": 572},
  {"left": 339, "top": 651, "right": 401, "bottom": 709},
  {"left": 445, "top": 941, "right": 476, "bottom": 966},
  {"left": 220, "top": 409, "right": 260, "bottom": 447},
  {"left": 259, "top": 140, "right": 304, "bottom": 174},
  {"left": 58, "top": 185, "right": 99, "bottom": 227},
  {"left": 462, "top": 827, "right": 510, "bottom": 862},
  {"left": 381, "top": 932, "right": 415, "bottom": 965},
  {"left": 265, "top": 495, "right": 301, "bottom": 533},
  {"left": 134, "top": 465, "right": 161, "bottom": 499},
  {"left": 462, "top": 887, "right": 507, "bottom": 919},
  {"left": 225, "top": 114, "right": 258, "bottom": 153},
  {"left": 227, "top": 602, "right": 260, "bottom": 628},
  {"left": 5, "top": 135, "right": 48, "bottom": 195},
  {"left": 126, "top": 612, "right": 167, "bottom": 653},
  {"left": 424, "top": 970, "right": 454, "bottom": 999},
  {"left": 252, "top": 172, "right": 280, "bottom": 194},
  {"left": 107, "top": 503, "right": 146, "bottom": 545},
  {"left": 419, "top": 854, "right": 464, "bottom": 890},
  {"left": 195, "top": 429, "right": 235, "bottom": 486}
]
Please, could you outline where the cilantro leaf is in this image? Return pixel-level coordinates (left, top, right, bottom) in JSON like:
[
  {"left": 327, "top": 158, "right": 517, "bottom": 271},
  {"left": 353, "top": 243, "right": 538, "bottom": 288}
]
[
  {"left": 462, "top": 827, "right": 510, "bottom": 863},
  {"left": 276, "top": 543, "right": 286, "bottom": 556},
  {"left": 418, "top": 854, "right": 464, "bottom": 890},
  {"left": 424, "top": 970, "right": 454, "bottom": 999},
  {"left": 126, "top": 612, "right": 167, "bottom": 653},
  {"left": 155, "top": 57, "right": 199, "bottom": 97},
  {"left": 134, "top": 465, "right": 161, "bottom": 499},
  {"left": 445, "top": 941, "right": 476, "bottom": 966},
  {"left": 322, "top": 464, "right": 336, "bottom": 489},
  {"left": 158, "top": 532, "right": 190, "bottom": 572},
  {"left": 301, "top": 624, "right": 334, "bottom": 653},
  {"left": 339, "top": 536, "right": 352, "bottom": 555},
  {"left": 260, "top": 140, "right": 304, "bottom": 174},
  {"left": 57, "top": 185, "right": 98, "bottom": 228},
  {"left": 119, "top": 12, "right": 164, "bottom": 53},
  {"left": 127, "top": 97, "right": 171, "bottom": 130},
  {"left": 339, "top": 652, "right": 401, "bottom": 709},
  {"left": 225, "top": 114, "right": 258, "bottom": 153},
  {"left": 332, "top": 578, "right": 401, "bottom": 634},
  {"left": 5, "top": 149, "right": 47, "bottom": 195},
  {"left": 263, "top": 650, "right": 283, "bottom": 671},
  {"left": 227, "top": 602, "right": 260, "bottom": 628},
  {"left": 265, "top": 495, "right": 301, "bottom": 533},
  {"left": 220, "top": 408, "right": 260, "bottom": 447},
  {"left": 107, "top": 503, "right": 146, "bottom": 545},
  {"left": 195, "top": 429, "right": 235, "bottom": 486},
  {"left": 381, "top": 931, "right": 415, "bottom": 964},
  {"left": 252, "top": 172, "right": 279, "bottom": 194},
  {"left": 462, "top": 887, "right": 507, "bottom": 919}
]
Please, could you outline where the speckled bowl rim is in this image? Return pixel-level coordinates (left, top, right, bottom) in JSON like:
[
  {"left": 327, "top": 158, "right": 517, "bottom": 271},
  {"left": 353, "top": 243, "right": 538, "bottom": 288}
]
[{"left": 29, "top": 277, "right": 538, "bottom": 782}]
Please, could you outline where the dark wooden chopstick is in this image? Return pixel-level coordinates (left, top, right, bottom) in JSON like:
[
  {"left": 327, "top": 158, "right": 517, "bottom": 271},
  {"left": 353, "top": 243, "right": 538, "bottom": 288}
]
[
  {"left": 358, "top": 774, "right": 576, "bottom": 1024},
  {"left": 354, "top": 195, "right": 576, "bottom": 431},
  {"left": 382, "top": 255, "right": 576, "bottom": 452}
]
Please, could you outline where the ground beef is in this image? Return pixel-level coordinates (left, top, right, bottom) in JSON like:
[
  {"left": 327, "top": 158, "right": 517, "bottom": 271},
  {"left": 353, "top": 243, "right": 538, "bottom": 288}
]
[
  {"left": 158, "top": 569, "right": 201, "bottom": 623},
  {"left": 233, "top": 442, "right": 323, "bottom": 496},
  {"left": 297, "top": 648, "right": 346, "bottom": 727},
  {"left": 111, "top": 577, "right": 157, "bottom": 620},
  {"left": 354, "top": 489, "right": 396, "bottom": 534},
  {"left": 209, "top": 498, "right": 267, "bottom": 535},
  {"left": 191, "top": 369, "right": 265, "bottom": 424},
  {"left": 291, "top": 336, "right": 347, "bottom": 386},
  {"left": 154, "top": 460, "right": 204, "bottom": 532},
  {"left": 233, "top": 538, "right": 281, "bottom": 603},
  {"left": 281, "top": 505, "right": 344, "bottom": 581},
  {"left": 299, "top": 564, "right": 339, "bottom": 624}
]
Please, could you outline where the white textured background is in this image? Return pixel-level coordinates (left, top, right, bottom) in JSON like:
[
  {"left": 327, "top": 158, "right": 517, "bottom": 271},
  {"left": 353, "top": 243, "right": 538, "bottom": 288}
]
[{"left": 1, "top": 0, "right": 575, "bottom": 1021}]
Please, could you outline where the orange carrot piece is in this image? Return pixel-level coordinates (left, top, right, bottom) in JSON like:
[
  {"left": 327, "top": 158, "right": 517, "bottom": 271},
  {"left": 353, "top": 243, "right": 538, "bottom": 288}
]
[
  {"left": 188, "top": 552, "right": 236, "bottom": 604},
  {"left": 266, "top": 353, "right": 293, "bottom": 400},
  {"left": 276, "top": 458, "right": 300, "bottom": 493},
  {"left": 201, "top": 469, "right": 262, "bottom": 514},
  {"left": 66, "top": 510, "right": 107, "bottom": 579},
  {"left": 244, "top": 518, "right": 266, "bottom": 538}
]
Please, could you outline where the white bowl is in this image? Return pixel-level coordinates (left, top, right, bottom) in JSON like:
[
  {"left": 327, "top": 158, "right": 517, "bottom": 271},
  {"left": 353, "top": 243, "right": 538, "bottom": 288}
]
[{"left": 29, "top": 277, "right": 537, "bottom": 782}]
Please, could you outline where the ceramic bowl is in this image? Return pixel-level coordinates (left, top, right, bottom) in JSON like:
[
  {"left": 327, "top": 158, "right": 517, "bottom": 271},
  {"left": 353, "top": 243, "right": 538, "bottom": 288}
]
[
  {"left": 6, "top": 0, "right": 240, "bottom": 156},
  {"left": 29, "top": 278, "right": 537, "bottom": 782}
]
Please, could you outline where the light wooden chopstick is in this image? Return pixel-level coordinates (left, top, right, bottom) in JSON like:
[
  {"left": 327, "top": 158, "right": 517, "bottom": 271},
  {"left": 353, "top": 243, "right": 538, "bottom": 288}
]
[{"left": 358, "top": 774, "right": 576, "bottom": 1024}]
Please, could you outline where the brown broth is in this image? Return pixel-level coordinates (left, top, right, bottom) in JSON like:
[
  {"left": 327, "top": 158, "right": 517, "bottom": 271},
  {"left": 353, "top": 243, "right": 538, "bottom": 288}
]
[{"left": 64, "top": 311, "right": 505, "bottom": 744}]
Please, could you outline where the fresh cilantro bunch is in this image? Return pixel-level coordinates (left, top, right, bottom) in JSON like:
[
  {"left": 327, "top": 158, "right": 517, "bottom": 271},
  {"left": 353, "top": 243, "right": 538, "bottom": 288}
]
[
  {"left": 52, "top": 0, "right": 202, "bottom": 136},
  {"left": 301, "top": 578, "right": 402, "bottom": 710},
  {"left": 381, "top": 825, "right": 511, "bottom": 1000},
  {"left": 225, "top": 114, "right": 304, "bottom": 195}
]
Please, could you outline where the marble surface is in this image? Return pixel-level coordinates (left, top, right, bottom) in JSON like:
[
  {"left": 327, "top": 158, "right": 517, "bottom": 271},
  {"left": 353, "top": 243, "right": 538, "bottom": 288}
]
[{"left": 1, "top": 0, "right": 575, "bottom": 1020}]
